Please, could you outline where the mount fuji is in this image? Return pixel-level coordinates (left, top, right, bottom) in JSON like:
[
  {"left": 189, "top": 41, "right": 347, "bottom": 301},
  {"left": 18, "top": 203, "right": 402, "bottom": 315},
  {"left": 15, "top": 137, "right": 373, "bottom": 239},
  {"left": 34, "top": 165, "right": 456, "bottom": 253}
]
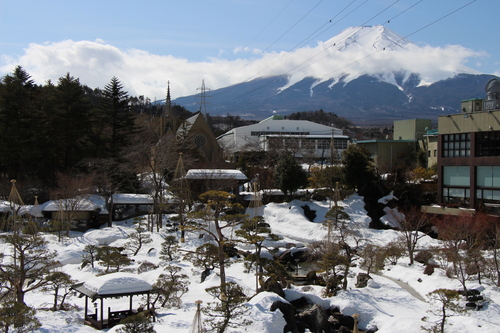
[{"left": 172, "top": 26, "right": 496, "bottom": 124}]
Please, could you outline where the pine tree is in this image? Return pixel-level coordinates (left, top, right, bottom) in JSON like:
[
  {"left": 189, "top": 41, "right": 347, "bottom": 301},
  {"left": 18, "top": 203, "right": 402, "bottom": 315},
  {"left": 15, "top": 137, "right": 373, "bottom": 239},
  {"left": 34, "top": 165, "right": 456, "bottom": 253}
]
[
  {"left": 0, "top": 66, "right": 37, "bottom": 181},
  {"left": 273, "top": 153, "right": 308, "bottom": 198},
  {"left": 101, "top": 77, "right": 137, "bottom": 157},
  {"left": 341, "top": 144, "right": 376, "bottom": 191},
  {"left": 0, "top": 299, "right": 41, "bottom": 333},
  {"left": 203, "top": 282, "right": 251, "bottom": 333},
  {"left": 116, "top": 313, "right": 156, "bottom": 333},
  {"left": 0, "top": 231, "right": 58, "bottom": 304}
]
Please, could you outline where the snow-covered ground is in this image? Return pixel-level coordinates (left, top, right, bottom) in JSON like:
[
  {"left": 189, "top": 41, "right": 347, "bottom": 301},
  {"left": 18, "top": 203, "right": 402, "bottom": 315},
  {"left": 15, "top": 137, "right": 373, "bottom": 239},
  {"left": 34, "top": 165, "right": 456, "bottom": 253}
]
[{"left": 5, "top": 194, "right": 500, "bottom": 332}]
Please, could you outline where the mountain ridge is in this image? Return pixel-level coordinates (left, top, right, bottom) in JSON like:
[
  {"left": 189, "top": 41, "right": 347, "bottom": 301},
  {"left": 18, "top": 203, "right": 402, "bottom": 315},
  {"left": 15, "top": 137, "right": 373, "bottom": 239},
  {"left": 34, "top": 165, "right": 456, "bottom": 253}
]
[{"left": 169, "top": 26, "right": 492, "bottom": 124}]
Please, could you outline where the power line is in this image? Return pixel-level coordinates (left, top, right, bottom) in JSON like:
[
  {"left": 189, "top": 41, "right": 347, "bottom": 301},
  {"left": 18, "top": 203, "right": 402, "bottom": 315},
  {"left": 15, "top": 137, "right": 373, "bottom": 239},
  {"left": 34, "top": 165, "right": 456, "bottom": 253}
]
[
  {"left": 221, "top": 0, "right": 324, "bottom": 85},
  {"left": 211, "top": 0, "right": 368, "bottom": 100},
  {"left": 214, "top": 0, "right": 401, "bottom": 105},
  {"left": 210, "top": 0, "right": 476, "bottom": 109}
]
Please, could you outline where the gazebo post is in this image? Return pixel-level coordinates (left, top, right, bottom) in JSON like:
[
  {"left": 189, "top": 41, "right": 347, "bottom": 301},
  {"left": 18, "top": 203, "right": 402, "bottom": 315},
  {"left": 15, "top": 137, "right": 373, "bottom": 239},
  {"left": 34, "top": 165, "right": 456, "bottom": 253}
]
[
  {"left": 147, "top": 291, "right": 150, "bottom": 310},
  {"left": 129, "top": 295, "right": 133, "bottom": 314},
  {"left": 84, "top": 296, "right": 88, "bottom": 320},
  {"left": 100, "top": 298, "right": 104, "bottom": 328}
]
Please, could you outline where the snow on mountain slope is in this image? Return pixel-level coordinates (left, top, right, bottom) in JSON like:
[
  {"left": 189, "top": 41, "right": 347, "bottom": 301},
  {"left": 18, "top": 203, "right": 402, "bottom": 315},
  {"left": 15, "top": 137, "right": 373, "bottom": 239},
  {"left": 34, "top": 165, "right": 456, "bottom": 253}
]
[{"left": 277, "top": 25, "right": 480, "bottom": 94}]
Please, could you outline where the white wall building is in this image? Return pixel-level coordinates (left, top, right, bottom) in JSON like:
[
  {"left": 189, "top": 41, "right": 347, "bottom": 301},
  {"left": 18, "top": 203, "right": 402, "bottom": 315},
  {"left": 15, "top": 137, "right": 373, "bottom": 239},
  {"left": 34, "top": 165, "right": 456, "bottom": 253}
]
[{"left": 217, "top": 115, "right": 349, "bottom": 159}]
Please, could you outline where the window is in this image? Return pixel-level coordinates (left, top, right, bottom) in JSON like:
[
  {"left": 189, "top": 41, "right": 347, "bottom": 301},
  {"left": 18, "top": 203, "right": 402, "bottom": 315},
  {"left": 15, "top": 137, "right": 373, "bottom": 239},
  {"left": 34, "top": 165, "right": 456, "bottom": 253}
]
[
  {"left": 477, "top": 166, "right": 500, "bottom": 187},
  {"left": 476, "top": 131, "right": 500, "bottom": 156},
  {"left": 317, "top": 140, "right": 330, "bottom": 149},
  {"left": 443, "top": 166, "right": 470, "bottom": 186},
  {"left": 442, "top": 166, "right": 470, "bottom": 206},
  {"left": 334, "top": 140, "right": 348, "bottom": 150},
  {"left": 442, "top": 133, "right": 470, "bottom": 157},
  {"left": 434, "top": 149, "right": 437, "bottom": 157}
]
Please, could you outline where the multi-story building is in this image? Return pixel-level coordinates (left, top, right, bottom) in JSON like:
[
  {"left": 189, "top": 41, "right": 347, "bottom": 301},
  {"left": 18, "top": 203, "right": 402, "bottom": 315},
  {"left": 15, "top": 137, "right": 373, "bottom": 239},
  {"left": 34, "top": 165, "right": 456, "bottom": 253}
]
[
  {"left": 356, "top": 119, "right": 432, "bottom": 171},
  {"left": 216, "top": 114, "right": 349, "bottom": 161},
  {"left": 435, "top": 78, "right": 500, "bottom": 214}
]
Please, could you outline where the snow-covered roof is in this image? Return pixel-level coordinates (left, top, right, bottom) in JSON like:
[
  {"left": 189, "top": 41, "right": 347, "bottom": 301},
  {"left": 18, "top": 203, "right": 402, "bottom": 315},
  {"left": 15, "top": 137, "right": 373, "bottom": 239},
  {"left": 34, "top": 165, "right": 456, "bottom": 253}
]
[
  {"left": 72, "top": 272, "right": 152, "bottom": 300},
  {"left": 0, "top": 201, "right": 43, "bottom": 217},
  {"left": 185, "top": 169, "right": 248, "bottom": 181},
  {"left": 112, "top": 193, "right": 154, "bottom": 205},
  {"left": 41, "top": 195, "right": 108, "bottom": 214}
]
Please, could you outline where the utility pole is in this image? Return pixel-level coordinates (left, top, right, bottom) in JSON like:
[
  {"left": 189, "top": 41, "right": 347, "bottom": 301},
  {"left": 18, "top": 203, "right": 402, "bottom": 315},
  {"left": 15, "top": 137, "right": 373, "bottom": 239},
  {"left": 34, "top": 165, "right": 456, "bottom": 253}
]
[{"left": 196, "top": 79, "right": 211, "bottom": 117}]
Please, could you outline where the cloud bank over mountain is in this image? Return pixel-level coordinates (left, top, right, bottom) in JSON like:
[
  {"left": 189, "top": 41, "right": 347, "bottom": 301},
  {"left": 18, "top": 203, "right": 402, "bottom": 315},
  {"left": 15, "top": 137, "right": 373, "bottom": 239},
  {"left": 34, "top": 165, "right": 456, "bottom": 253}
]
[{"left": 0, "top": 26, "right": 486, "bottom": 100}]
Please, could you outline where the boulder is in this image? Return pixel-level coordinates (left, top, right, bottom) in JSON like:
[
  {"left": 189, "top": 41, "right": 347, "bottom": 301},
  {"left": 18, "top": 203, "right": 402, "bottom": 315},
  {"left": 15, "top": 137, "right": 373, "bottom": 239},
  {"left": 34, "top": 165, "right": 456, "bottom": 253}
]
[
  {"left": 296, "top": 303, "right": 330, "bottom": 333},
  {"left": 355, "top": 272, "right": 372, "bottom": 288},
  {"left": 270, "top": 300, "right": 298, "bottom": 333}
]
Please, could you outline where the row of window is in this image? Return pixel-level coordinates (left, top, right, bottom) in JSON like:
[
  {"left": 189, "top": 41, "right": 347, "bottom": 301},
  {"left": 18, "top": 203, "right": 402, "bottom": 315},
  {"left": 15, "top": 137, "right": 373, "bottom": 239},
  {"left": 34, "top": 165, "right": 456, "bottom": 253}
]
[
  {"left": 442, "top": 130, "right": 500, "bottom": 157},
  {"left": 251, "top": 131, "right": 310, "bottom": 136},
  {"left": 442, "top": 165, "right": 500, "bottom": 205},
  {"left": 442, "top": 133, "right": 471, "bottom": 157},
  {"left": 266, "top": 137, "right": 349, "bottom": 150}
]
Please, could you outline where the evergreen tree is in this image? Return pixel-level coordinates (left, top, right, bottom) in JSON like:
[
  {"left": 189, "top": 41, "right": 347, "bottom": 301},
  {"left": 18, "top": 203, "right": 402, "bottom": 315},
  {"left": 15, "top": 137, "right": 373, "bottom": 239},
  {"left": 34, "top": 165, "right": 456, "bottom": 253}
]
[
  {"left": 203, "top": 282, "right": 251, "bottom": 333},
  {"left": 341, "top": 144, "right": 376, "bottom": 191},
  {"left": 41, "top": 271, "right": 76, "bottom": 310},
  {"left": 151, "top": 264, "right": 189, "bottom": 308},
  {"left": 0, "top": 231, "right": 58, "bottom": 304},
  {"left": 0, "top": 66, "right": 38, "bottom": 181},
  {"left": 53, "top": 73, "right": 93, "bottom": 171},
  {"left": 100, "top": 77, "right": 136, "bottom": 157},
  {"left": 116, "top": 313, "right": 156, "bottom": 333},
  {"left": 0, "top": 299, "right": 41, "bottom": 333},
  {"left": 273, "top": 153, "right": 308, "bottom": 198},
  {"left": 235, "top": 216, "right": 280, "bottom": 292},
  {"left": 188, "top": 191, "right": 247, "bottom": 293}
]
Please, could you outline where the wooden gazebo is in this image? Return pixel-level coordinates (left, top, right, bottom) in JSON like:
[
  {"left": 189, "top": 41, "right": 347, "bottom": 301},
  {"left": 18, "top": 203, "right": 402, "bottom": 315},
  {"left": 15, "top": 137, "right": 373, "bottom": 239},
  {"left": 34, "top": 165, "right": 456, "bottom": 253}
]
[{"left": 71, "top": 272, "right": 153, "bottom": 330}]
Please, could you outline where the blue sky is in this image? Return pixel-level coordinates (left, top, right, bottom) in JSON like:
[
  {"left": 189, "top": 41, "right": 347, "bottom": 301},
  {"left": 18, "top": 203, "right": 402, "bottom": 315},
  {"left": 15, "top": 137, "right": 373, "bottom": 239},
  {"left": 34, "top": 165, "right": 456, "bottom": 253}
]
[{"left": 0, "top": 0, "right": 496, "bottom": 99}]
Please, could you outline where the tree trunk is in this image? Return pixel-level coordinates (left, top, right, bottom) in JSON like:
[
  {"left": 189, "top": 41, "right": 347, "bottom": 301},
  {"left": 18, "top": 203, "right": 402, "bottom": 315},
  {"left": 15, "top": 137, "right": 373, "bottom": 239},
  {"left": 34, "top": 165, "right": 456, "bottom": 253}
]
[
  {"left": 215, "top": 219, "right": 226, "bottom": 293},
  {"left": 53, "top": 287, "right": 59, "bottom": 310}
]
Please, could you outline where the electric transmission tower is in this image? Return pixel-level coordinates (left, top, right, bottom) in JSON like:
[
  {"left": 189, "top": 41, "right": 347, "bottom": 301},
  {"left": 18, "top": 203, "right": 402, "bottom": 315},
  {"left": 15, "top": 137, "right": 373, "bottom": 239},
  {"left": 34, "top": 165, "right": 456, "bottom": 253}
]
[{"left": 196, "top": 79, "right": 211, "bottom": 117}]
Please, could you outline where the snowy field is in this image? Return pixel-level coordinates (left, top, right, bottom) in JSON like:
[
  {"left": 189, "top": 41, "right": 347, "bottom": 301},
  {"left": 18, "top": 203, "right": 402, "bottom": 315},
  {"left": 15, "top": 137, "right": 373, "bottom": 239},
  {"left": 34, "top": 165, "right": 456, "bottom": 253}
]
[{"left": 3, "top": 194, "right": 500, "bottom": 332}]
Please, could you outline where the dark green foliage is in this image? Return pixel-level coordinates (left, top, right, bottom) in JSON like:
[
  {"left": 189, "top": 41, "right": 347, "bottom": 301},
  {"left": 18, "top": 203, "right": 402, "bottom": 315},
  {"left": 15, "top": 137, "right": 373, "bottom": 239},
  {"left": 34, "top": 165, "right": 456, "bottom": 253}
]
[
  {"left": 0, "top": 232, "right": 58, "bottom": 304},
  {"left": 0, "top": 300, "right": 41, "bottom": 333},
  {"left": 341, "top": 144, "right": 376, "bottom": 191},
  {"left": 287, "top": 109, "right": 353, "bottom": 129},
  {"left": 160, "top": 235, "right": 180, "bottom": 262},
  {"left": 184, "top": 243, "right": 221, "bottom": 272},
  {"left": 97, "top": 246, "right": 132, "bottom": 273},
  {"left": 0, "top": 68, "right": 146, "bottom": 190},
  {"left": 127, "top": 217, "right": 152, "bottom": 256},
  {"left": 203, "top": 282, "right": 251, "bottom": 333},
  {"left": 100, "top": 77, "right": 137, "bottom": 157},
  {"left": 116, "top": 313, "right": 156, "bottom": 333},
  {"left": 41, "top": 271, "right": 76, "bottom": 310},
  {"left": 151, "top": 264, "right": 189, "bottom": 308},
  {"left": 422, "top": 289, "right": 465, "bottom": 333},
  {"left": 273, "top": 153, "right": 308, "bottom": 198},
  {"left": 82, "top": 244, "right": 99, "bottom": 268},
  {"left": 236, "top": 216, "right": 281, "bottom": 291}
]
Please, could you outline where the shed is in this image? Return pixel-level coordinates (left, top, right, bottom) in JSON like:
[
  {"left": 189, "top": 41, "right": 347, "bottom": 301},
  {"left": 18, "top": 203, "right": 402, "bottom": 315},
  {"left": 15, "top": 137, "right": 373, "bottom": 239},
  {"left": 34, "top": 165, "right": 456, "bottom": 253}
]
[
  {"left": 184, "top": 169, "right": 248, "bottom": 199},
  {"left": 71, "top": 272, "right": 153, "bottom": 330}
]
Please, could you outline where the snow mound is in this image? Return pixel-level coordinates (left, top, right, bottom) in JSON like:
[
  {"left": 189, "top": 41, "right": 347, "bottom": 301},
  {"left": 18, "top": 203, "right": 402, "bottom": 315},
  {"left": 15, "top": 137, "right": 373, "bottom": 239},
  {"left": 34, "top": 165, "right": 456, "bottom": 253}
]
[
  {"left": 84, "top": 227, "right": 131, "bottom": 245},
  {"left": 246, "top": 292, "right": 288, "bottom": 332}
]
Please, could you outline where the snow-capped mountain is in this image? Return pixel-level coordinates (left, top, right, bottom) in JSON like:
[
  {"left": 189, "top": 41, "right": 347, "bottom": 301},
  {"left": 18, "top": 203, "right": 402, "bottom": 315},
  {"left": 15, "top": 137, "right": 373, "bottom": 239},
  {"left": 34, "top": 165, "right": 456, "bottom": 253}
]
[{"left": 172, "top": 25, "right": 491, "bottom": 124}]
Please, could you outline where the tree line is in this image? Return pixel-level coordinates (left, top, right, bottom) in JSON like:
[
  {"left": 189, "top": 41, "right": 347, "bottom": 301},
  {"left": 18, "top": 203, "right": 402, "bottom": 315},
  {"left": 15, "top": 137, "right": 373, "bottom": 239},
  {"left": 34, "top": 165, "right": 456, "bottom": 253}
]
[{"left": 0, "top": 66, "right": 200, "bottom": 202}]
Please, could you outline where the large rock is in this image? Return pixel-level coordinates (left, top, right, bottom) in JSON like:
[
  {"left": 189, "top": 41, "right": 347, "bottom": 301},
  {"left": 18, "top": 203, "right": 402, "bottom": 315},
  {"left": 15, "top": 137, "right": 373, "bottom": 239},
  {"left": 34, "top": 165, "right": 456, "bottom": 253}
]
[
  {"left": 296, "top": 303, "right": 332, "bottom": 333},
  {"left": 270, "top": 300, "right": 298, "bottom": 333},
  {"left": 355, "top": 273, "right": 372, "bottom": 288}
]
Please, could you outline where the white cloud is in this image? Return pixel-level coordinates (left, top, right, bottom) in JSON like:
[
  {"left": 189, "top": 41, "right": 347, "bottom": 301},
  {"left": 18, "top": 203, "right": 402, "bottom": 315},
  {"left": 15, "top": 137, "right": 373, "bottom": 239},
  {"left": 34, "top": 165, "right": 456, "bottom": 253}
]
[{"left": 0, "top": 37, "right": 486, "bottom": 102}]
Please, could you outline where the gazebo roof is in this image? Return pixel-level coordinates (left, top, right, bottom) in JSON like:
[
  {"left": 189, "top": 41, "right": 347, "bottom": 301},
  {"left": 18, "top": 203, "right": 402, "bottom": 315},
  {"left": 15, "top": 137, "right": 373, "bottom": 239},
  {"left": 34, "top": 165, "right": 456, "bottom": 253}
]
[{"left": 71, "top": 272, "right": 152, "bottom": 301}]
